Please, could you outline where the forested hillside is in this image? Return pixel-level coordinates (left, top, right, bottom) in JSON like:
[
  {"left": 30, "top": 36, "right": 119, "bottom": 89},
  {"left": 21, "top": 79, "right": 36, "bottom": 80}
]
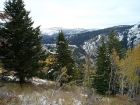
[{"left": 0, "top": 0, "right": 140, "bottom": 105}]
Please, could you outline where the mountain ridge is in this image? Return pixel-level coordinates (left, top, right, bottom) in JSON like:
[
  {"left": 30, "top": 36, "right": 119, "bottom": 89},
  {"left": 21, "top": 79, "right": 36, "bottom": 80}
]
[
  {"left": 41, "top": 22, "right": 140, "bottom": 58},
  {"left": 41, "top": 27, "right": 97, "bottom": 36}
]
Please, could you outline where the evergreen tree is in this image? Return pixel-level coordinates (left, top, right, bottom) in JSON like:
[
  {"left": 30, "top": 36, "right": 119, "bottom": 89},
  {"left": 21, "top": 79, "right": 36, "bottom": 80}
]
[
  {"left": 0, "top": 0, "right": 46, "bottom": 84},
  {"left": 55, "top": 31, "right": 79, "bottom": 84},
  {"left": 107, "top": 29, "right": 124, "bottom": 58},
  {"left": 93, "top": 36, "right": 110, "bottom": 95}
]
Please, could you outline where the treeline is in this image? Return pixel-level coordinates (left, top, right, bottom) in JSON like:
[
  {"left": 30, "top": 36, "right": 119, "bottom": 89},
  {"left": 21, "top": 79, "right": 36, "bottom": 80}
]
[{"left": 43, "top": 28, "right": 140, "bottom": 97}]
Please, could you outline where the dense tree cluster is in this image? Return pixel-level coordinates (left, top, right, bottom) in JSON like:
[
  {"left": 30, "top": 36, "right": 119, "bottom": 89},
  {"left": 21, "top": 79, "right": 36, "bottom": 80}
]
[{"left": 93, "top": 29, "right": 140, "bottom": 97}]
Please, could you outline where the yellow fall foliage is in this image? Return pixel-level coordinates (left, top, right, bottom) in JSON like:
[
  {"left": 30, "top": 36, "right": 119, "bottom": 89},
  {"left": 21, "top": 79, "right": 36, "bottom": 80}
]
[
  {"left": 115, "top": 43, "right": 140, "bottom": 95},
  {"left": 61, "top": 66, "right": 67, "bottom": 72},
  {"left": 0, "top": 68, "right": 2, "bottom": 74},
  {"left": 41, "top": 54, "right": 57, "bottom": 72}
]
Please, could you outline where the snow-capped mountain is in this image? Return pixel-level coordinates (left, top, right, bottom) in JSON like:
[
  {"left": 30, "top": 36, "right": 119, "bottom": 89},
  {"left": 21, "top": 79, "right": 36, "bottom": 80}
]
[
  {"left": 41, "top": 27, "right": 97, "bottom": 36},
  {"left": 41, "top": 22, "right": 140, "bottom": 58},
  {"left": 82, "top": 22, "right": 140, "bottom": 56}
]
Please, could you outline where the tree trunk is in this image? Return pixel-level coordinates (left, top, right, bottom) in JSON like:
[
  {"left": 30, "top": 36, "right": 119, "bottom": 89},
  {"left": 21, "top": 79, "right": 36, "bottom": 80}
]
[
  {"left": 20, "top": 75, "right": 25, "bottom": 85},
  {"left": 60, "top": 80, "right": 64, "bottom": 87}
]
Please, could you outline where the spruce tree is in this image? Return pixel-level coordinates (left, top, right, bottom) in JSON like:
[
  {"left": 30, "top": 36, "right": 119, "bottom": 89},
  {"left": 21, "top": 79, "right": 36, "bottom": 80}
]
[
  {"left": 93, "top": 30, "right": 124, "bottom": 95},
  {"left": 0, "top": 0, "right": 46, "bottom": 84},
  {"left": 107, "top": 29, "right": 123, "bottom": 58},
  {"left": 93, "top": 36, "right": 110, "bottom": 95},
  {"left": 55, "top": 31, "right": 79, "bottom": 84}
]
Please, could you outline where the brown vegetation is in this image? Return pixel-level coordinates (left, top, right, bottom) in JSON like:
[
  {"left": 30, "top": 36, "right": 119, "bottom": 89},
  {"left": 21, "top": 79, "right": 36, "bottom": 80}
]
[{"left": 0, "top": 78, "right": 139, "bottom": 105}]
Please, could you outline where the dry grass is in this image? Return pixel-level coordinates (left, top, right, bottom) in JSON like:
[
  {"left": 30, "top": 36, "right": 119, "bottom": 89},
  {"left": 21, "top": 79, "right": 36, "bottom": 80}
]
[
  {"left": 0, "top": 78, "right": 139, "bottom": 105},
  {"left": 0, "top": 80, "right": 87, "bottom": 105}
]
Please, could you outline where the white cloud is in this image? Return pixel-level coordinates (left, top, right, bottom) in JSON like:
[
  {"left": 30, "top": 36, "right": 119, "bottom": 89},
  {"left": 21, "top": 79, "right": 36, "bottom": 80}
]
[{"left": 0, "top": 0, "right": 140, "bottom": 29}]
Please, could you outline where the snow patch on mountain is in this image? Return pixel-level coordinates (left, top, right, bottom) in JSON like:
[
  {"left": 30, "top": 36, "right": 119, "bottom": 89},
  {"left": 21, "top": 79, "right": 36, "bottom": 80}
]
[
  {"left": 42, "top": 44, "right": 78, "bottom": 54},
  {"left": 127, "top": 22, "right": 140, "bottom": 47},
  {"left": 41, "top": 27, "right": 97, "bottom": 36},
  {"left": 82, "top": 35, "right": 100, "bottom": 56},
  {"left": 82, "top": 34, "right": 110, "bottom": 56},
  {"left": 41, "top": 27, "right": 61, "bottom": 35},
  {"left": 117, "top": 32, "right": 124, "bottom": 41}
]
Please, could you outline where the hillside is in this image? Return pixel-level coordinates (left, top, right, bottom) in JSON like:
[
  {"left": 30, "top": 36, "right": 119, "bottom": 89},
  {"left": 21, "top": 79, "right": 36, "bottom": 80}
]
[
  {"left": 0, "top": 77, "right": 139, "bottom": 105},
  {"left": 41, "top": 25, "right": 132, "bottom": 45}
]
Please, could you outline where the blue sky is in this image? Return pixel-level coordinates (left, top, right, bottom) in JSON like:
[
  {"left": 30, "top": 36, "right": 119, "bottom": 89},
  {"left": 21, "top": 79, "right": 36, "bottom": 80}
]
[{"left": 0, "top": 0, "right": 140, "bottom": 29}]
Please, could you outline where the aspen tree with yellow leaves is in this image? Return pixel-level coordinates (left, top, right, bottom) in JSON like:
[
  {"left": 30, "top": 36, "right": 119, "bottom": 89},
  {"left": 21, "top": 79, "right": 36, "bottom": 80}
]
[
  {"left": 44, "top": 54, "right": 57, "bottom": 80},
  {"left": 83, "top": 54, "right": 95, "bottom": 87},
  {"left": 109, "top": 48, "right": 120, "bottom": 95},
  {"left": 116, "top": 43, "right": 140, "bottom": 97}
]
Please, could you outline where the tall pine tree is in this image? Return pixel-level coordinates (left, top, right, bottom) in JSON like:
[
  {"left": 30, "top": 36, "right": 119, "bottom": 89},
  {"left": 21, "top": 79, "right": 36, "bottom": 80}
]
[
  {"left": 0, "top": 0, "right": 46, "bottom": 84},
  {"left": 93, "top": 36, "right": 110, "bottom": 95},
  {"left": 55, "top": 31, "right": 79, "bottom": 84}
]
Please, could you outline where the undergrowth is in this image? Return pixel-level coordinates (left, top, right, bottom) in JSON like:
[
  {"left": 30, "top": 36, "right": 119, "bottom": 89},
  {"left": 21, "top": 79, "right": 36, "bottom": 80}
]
[{"left": 0, "top": 79, "right": 139, "bottom": 105}]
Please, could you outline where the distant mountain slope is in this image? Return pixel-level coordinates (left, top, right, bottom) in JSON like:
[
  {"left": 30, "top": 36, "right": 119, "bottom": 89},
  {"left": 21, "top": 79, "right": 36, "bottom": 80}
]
[
  {"left": 41, "top": 27, "right": 96, "bottom": 36},
  {"left": 41, "top": 27, "right": 96, "bottom": 44},
  {"left": 41, "top": 25, "right": 132, "bottom": 46},
  {"left": 127, "top": 22, "right": 140, "bottom": 48},
  {"left": 81, "top": 23, "right": 140, "bottom": 55},
  {"left": 41, "top": 22, "right": 140, "bottom": 57}
]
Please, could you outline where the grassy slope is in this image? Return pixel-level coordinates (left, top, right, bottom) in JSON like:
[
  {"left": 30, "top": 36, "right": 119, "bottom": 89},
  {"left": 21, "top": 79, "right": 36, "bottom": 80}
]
[{"left": 0, "top": 78, "right": 138, "bottom": 105}]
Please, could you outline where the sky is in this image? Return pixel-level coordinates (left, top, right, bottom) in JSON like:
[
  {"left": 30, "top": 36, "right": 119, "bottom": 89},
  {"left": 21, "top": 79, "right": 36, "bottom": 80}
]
[{"left": 0, "top": 0, "right": 140, "bottom": 29}]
